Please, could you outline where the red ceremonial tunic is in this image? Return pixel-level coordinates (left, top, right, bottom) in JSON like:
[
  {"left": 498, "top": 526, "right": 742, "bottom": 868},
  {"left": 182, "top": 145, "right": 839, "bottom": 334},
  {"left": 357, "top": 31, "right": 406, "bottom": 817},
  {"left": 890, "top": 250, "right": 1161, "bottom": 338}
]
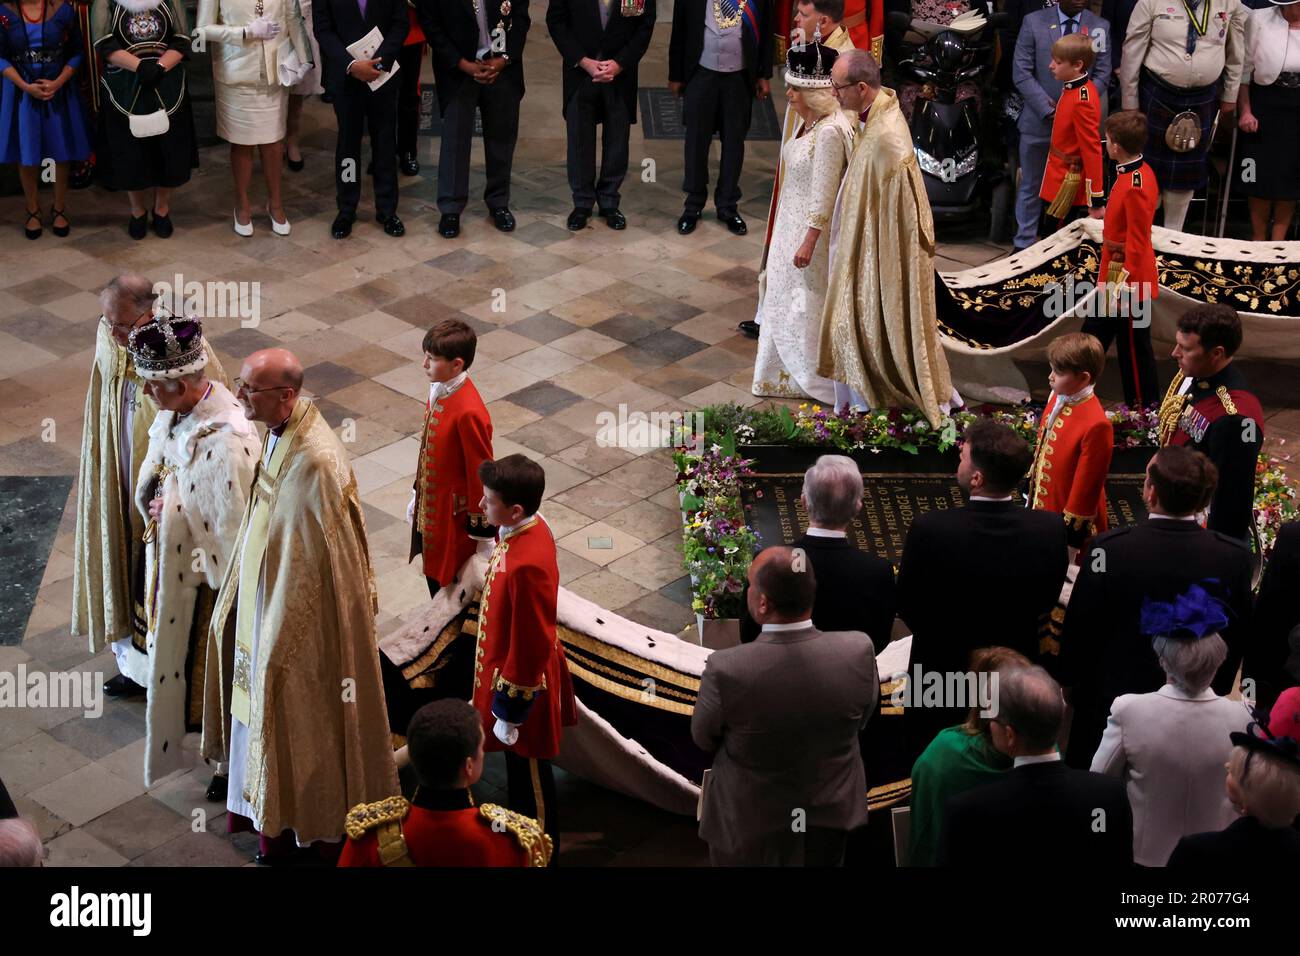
[
  {"left": 1040, "top": 75, "right": 1104, "bottom": 210},
  {"left": 1099, "top": 158, "right": 1160, "bottom": 301},
  {"left": 473, "top": 516, "right": 577, "bottom": 760},
  {"left": 1030, "top": 391, "right": 1114, "bottom": 550},
  {"left": 409, "top": 376, "right": 495, "bottom": 585},
  {"left": 405, "top": 4, "right": 424, "bottom": 45},
  {"left": 337, "top": 791, "right": 548, "bottom": 867}
]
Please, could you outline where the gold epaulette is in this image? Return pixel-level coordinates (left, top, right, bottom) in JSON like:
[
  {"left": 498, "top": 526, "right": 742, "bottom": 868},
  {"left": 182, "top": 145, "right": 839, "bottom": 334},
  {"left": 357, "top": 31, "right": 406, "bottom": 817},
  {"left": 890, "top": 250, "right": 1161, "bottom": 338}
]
[
  {"left": 1216, "top": 386, "right": 1237, "bottom": 416},
  {"left": 479, "top": 804, "right": 552, "bottom": 867},
  {"left": 345, "top": 796, "right": 413, "bottom": 866}
]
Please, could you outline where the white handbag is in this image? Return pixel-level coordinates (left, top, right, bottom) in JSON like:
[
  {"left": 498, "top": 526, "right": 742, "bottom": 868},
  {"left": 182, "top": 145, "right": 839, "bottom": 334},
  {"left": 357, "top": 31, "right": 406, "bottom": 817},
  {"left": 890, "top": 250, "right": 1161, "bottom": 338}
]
[{"left": 128, "top": 88, "right": 169, "bottom": 138}]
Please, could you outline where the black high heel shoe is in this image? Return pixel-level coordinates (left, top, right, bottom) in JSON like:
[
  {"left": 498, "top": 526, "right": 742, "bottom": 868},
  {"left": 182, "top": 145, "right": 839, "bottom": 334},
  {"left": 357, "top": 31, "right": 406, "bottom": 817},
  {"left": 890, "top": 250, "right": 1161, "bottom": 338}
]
[
  {"left": 24, "top": 209, "right": 42, "bottom": 240},
  {"left": 286, "top": 152, "right": 305, "bottom": 172},
  {"left": 51, "top": 208, "right": 70, "bottom": 238}
]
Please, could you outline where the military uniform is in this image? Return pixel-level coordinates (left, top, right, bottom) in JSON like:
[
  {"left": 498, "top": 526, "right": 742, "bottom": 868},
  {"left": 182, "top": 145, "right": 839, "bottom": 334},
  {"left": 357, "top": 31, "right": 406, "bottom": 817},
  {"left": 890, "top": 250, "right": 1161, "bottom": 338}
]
[
  {"left": 1157, "top": 362, "right": 1264, "bottom": 542},
  {"left": 1084, "top": 155, "right": 1161, "bottom": 408},
  {"left": 1030, "top": 388, "right": 1115, "bottom": 551},
  {"left": 473, "top": 515, "right": 577, "bottom": 860},
  {"left": 408, "top": 373, "right": 495, "bottom": 594},
  {"left": 337, "top": 790, "right": 551, "bottom": 866},
  {"left": 1040, "top": 74, "right": 1105, "bottom": 223}
]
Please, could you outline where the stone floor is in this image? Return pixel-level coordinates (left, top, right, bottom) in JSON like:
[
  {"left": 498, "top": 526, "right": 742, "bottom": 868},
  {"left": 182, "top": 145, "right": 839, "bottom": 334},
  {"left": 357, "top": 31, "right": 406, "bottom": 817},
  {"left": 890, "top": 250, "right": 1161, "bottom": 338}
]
[{"left": 2, "top": 5, "right": 1297, "bottom": 867}]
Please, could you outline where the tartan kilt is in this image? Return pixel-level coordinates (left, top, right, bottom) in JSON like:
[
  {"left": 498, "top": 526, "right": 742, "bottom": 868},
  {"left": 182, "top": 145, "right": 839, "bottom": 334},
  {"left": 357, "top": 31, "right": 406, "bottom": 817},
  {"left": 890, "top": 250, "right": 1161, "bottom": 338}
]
[{"left": 1139, "top": 74, "right": 1217, "bottom": 192}]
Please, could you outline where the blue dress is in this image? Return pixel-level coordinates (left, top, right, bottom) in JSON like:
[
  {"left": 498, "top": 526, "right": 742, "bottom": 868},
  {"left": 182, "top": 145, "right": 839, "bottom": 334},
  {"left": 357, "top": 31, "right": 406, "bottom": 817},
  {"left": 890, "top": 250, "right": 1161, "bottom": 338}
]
[{"left": 0, "top": 2, "right": 92, "bottom": 165}]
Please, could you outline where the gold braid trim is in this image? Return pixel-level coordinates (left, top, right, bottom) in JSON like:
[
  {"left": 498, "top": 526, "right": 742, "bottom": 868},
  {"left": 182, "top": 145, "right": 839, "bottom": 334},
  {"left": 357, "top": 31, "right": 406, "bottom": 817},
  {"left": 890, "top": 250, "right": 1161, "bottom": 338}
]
[
  {"left": 492, "top": 668, "right": 547, "bottom": 700},
  {"left": 1157, "top": 371, "right": 1187, "bottom": 445},
  {"left": 1216, "top": 386, "right": 1237, "bottom": 416},
  {"left": 479, "top": 804, "right": 552, "bottom": 866},
  {"left": 1062, "top": 510, "right": 1095, "bottom": 533}
]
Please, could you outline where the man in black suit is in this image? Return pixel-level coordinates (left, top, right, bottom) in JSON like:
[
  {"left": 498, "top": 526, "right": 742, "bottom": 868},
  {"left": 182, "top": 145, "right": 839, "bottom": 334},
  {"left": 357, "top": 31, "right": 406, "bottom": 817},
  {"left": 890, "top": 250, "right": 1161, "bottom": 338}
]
[
  {"left": 939, "top": 665, "right": 1134, "bottom": 866},
  {"left": 740, "top": 454, "right": 896, "bottom": 648},
  {"left": 548, "top": 0, "right": 655, "bottom": 232},
  {"left": 896, "top": 419, "right": 1069, "bottom": 758},
  {"left": 1058, "top": 446, "right": 1254, "bottom": 769},
  {"left": 668, "top": 0, "right": 774, "bottom": 236},
  {"left": 315, "top": 0, "right": 410, "bottom": 239},
  {"left": 1249, "top": 521, "right": 1300, "bottom": 712},
  {"left": 417, "top": 0, "right": 530, "bottom": 238}
]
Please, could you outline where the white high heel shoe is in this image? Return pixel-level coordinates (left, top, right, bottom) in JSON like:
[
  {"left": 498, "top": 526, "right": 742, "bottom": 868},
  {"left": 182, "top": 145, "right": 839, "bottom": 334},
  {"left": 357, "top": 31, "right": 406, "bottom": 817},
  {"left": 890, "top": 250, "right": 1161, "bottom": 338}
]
[
  {"left": 267, "top": 205, "right": 291, "bottom": 236},
  {"left": 233, "top": 209, "right": 253, "bottom": 237}
]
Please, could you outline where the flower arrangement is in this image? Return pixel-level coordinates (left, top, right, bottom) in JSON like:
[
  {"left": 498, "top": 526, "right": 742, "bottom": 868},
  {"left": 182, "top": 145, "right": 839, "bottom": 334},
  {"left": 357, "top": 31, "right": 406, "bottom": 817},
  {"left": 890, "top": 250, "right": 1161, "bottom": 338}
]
[{"left": 678, "top": 403, "right": 1300, "bottom": 618}]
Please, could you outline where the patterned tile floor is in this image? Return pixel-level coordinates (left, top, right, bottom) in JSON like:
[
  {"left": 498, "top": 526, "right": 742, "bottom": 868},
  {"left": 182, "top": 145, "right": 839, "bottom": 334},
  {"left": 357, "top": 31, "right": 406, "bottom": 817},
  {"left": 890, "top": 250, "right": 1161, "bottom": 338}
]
[{"left": 2, "top": 8, "right": 1296, "bottom": 867}]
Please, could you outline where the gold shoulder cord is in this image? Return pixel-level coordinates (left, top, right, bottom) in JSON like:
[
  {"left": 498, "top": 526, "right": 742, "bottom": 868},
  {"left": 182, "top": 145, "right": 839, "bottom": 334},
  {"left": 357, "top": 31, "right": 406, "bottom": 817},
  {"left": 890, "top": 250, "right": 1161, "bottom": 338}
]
[
  {"left": 1215, "top": 385, "right": 1237, "bottom": 416},
  {"left": 1157, "top": 371, "right": 1187, "bottom": 446}
]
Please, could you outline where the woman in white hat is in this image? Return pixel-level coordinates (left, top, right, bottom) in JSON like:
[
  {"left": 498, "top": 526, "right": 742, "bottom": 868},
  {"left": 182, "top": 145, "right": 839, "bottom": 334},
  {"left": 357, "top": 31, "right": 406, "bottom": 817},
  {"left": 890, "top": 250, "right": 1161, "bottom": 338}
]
[
  {"left": 1236, "top": 0, "right": 1300, "bottom": 240},
  {"left": 752, "top": 41, "right": 855, "bottom": 405}
]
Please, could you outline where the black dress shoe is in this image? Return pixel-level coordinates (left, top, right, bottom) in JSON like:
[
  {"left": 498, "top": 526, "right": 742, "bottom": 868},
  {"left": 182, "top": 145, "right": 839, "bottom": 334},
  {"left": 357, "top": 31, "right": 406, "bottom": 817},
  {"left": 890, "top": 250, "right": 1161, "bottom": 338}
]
[
  {"left": 205, "top": 774, "right": 228, "bottom": 803},
  {"left": 128, "top": 214, "right": 148, "bottom": 241},
  {"left": 600, "top": 208, "right": 627, "bottom": 230},
  {"left": 400, "top": 152, "right": 419, "bottom": 176},
  {"left": 677, "top": 211, "right": 700, "bottom": 235},
  {"left": 151, "top": 212, "right": 173, "bottom": 238},
  {"left": 567, "top": 208, "right": 590, "bottom": 231},
  {"left": 103, "top": 674, "right": 146, "bottom": 698},
  {"left": 377, "top": 213, "right": 405, "bottom": 237},
  {"left": 738, "top": 320, "right": 760, "bottom": 339},
  {"left": 438, "top": 213, "right": 461, "bottom": 238},
  {"left": 331, "top": 213, "right": 355, "bottom": 239},
  {"left": 718, "top": 210, "right": 747, "bottom": 236},
  {"left": 490, "top": 207, "right": 516, "bottom": 232},
  {"left": 286, "top": 156, "right": 305, "bottom": 172}
]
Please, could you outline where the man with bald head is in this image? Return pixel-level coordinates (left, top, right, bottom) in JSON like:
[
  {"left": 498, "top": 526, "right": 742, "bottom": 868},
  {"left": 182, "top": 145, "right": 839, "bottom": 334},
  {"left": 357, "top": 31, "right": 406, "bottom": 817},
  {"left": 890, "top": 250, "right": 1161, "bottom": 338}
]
[
  {"left": 73, "top": 274, "right": 227, "bottom": 701},
  {"left": 203, "top": 348, "right": 398, "bottom": 863},
  {"left": 692, "top": 545, "right": 879, "bottom": 865}
]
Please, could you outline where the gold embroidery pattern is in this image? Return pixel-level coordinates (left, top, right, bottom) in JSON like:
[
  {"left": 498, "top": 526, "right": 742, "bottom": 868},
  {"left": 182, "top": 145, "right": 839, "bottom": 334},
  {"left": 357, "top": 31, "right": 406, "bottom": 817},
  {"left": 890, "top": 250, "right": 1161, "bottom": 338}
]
[
  {"left": 1158, "top": 258, "right": 1300, "bottom": 316},
  {"left": 1216, "top": 385, "right": 1237, "bottom": 416},
  {"left": 1029, "top": 403, "right": 1073, "bottom": 508},
  {"left": 492, "top": 667, "right": 547, "bottom": 700},
  {"left": 479, "top": 804, "right": 552, "bottom": 866},
  {"left": 558, "top": 625, "right": 702, "bottom": 693},
  {"left": 473, "top": 540, "right": 509, "bottom": 692},
  {"left": 563, "top": 646, "right": 697, "bottom": 703}
]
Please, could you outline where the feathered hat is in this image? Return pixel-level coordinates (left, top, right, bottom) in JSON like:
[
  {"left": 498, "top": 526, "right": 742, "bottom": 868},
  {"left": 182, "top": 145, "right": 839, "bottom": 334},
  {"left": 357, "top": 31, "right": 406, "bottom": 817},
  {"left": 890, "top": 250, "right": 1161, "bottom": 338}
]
[{"left": 1139, "top": 582, "right": 1230, "bottom": 641}]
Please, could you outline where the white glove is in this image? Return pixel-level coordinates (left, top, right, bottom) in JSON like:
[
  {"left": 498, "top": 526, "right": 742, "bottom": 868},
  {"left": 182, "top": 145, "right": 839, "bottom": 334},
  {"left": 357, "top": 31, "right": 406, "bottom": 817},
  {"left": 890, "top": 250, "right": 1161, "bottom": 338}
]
[
  {"left": 245, "top": 17, "right": 281, "bottom": 40},
  {"left": 406, "top": 491, "right": 416, "bottom": 525},
  {"left": 493, "top": 718, "right": 519, "bottom": 746}
]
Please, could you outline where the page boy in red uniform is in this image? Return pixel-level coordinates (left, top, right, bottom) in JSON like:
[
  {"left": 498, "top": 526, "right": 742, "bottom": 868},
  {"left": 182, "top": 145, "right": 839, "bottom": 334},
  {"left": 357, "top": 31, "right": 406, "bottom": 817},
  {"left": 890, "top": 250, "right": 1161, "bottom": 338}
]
[
  {"left": 1085, "top": 109, "right": 1161, "bottom": 409},
  {"left": 408, "top": 319, "right": 495, "bottom": 597},
  {"left": 473, "top": 454, "right": 577, "bottom": 862},
  {"left": 1040, "top": 33, "right": 1105, "bottom": 233},
  {"left": 1030, "top": 333, "right": 1115, "bottom": 556},
  {"left": 338, "top": 699, "right": 551, "bottom": 867}
]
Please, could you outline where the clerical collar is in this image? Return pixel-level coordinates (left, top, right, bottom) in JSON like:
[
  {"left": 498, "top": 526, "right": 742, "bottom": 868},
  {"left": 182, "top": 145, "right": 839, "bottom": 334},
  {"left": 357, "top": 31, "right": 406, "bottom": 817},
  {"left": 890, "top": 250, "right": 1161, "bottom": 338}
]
[
  {"left": 411, "top": 787, "right": 475, "bottom": 812},
  {"left": 270, "top": 406, "right": 294, "bottom": 437},
  {"left": 1013, "top": 752, "right": 1061, "bottom": 768},
  {"left": 1117, "top": 155, "right": 1144, "bottom": 175},
  {"left": 498, "top": 514, "right": 540, "bottom": 540},
  {"left": 761, "top": 619, "right": 814, "bottom": 633},
  {"left": 1150, "top": 513, "right": 1198, "bottom": 522},
  {"left": 1062, "top": 74, "right": 1087, "bottom": 90},
  {"left": 431, "top": 372, "right": 468, "bottom": 403},
  {"left": 805, "top": 527, "right": 847, "bottom": 539}
]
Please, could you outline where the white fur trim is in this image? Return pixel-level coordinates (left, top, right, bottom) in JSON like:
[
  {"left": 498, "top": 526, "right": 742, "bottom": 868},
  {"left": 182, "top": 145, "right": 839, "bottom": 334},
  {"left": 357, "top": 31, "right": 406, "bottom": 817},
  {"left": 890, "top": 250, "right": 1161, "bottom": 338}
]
[{"left": 113, "top": 0, "right": 167, "bottom": 12}]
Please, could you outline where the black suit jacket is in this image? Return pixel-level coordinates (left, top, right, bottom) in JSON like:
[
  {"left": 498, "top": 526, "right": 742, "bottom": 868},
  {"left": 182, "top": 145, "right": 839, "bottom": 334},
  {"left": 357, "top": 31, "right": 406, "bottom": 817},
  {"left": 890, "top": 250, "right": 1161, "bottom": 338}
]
[
  {"left": 1167, "top": 816, "right": 1300, "bottom": 866},
  {"left": 667, "top": 0, "right": 774, "bottom": 88},
  {"left": 739, "top": 533, "right": 897, "bottom": 651},
  {"left": 314, "top": 0, "right": 410, "bottom": 97},
  {"left": 1058, "top": 518, "right": 1254, "bottom": 769},
  {"left": 939, "top": 760, "right": 1134, "bottom": 866},
  {"left": 416, "top": 0, "right": 530, "bottom": 114},
  {"left": 1247, "top": 520, "right": 1300, "bottom": 711},
  {"left": 547, "top": 0, "right": 655, "bottom": 122},
  {"left": 896, "top": 499, "right": 1069, "bottom": 755}
]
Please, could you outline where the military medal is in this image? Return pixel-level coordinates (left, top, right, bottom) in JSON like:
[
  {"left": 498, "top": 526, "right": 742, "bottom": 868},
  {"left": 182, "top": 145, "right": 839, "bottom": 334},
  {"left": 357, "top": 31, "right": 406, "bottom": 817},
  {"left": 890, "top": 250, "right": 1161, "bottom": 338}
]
[{"left": 620, "top": 0, "right": 646, "bottom": 15}]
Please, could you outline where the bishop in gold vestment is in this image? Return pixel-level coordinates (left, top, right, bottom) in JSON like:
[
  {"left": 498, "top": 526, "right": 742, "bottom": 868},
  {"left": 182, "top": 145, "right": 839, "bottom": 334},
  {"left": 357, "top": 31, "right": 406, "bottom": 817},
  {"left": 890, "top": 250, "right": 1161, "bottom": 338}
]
[
  {"left": 203, "top": 353, "right": 398, "bottom": 851},
  {"left": 817, "top": 86, "right": 954, "bottom": 427},
  {"left": 73, "top": 278, "right": 227, "bottom": 680}
]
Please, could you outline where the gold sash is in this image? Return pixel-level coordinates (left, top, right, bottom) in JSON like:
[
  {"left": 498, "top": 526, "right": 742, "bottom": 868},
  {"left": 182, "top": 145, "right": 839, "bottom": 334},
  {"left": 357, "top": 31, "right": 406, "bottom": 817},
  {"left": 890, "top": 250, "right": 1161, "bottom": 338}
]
[{"left": 231, "top": 401, "right": 308, "bottom": 726}]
